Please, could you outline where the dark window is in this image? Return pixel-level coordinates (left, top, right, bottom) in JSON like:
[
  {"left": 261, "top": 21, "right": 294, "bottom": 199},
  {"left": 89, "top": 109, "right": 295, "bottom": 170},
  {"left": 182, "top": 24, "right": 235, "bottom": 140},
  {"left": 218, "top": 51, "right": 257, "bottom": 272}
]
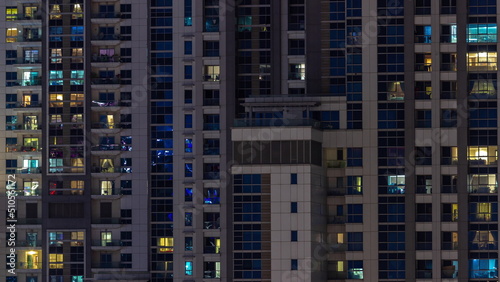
[
  {"left": 184, "top": 41, "right": 192, "bottom": 55},
  {"left": 291, "top": 202, "right": 298, "bottom": 213},
  {"left": 416, "top": 175, "right": 432, "bottom": 194},
  {"left": 416, "top": 203, "right": 432, "bottom": 222},
  {"left": 441, "top": 109, "right": 457, "bottom": 127},
  {"left": 415, "top": 110, "right": 431, "bottom": 128},
  {"left": 415, "top": 147, "right": 432, "bottom": 165},
  {"left": 347, "top": 148, "right": 362, "bottom": 166},
  {"left": 291, "top": 231, "right": 298, "bottom": 241},
  {"left": 291, "top": 173, "right": 298, "bottom": 184},
  {"left": 416, "top": 232, "right": 432, "bottom": 250},
  {"left": 203, "top": 41, "right": 220, "bottom": 57},
  {"left": 347, "top": 232, "right": 363, "bottom": 251},
  {"left": 415, "top": 0, "right": 431, "bottom": 15},
  {"left": 289, "top": 39, "right": 305, "bottom": 55},
  {"left": 347, "top": 204, "right": 363, "bottom": 223},
  {"left": 441, "top": 0, "right": 456, "bottom": 14}
]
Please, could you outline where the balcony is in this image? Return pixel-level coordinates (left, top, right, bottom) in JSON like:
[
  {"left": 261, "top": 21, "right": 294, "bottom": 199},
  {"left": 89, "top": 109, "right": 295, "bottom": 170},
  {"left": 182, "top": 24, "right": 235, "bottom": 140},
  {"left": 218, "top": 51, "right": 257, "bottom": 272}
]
[
  {"left": 91, "top": 55, "right": 122, "bottom": 68},
  {"left": 203, "top": 172, "right": 220, "bottom": 180},
  {"left": 91, "top": 240, "right": 123, "bottom": 250},
  {"left": 91, "top": 144, "right": 132, "bottom": 152},
  {"left": 48, "top": 188, "right": 84, "bottom": 196},
  {"left": 6, "top": 145, "right": 41, "bottom": 153},
  {"left": 91, "top": 34, "right": 122, "bottom": 46},
  {"left": 203, "top": 270, "right": 221, "bottom": 279},
  {"left": 91, "top": 262, "right": 122, "bottom": 269},
  {"left": 330, "top": 243, "right": 348, "bottom": 252},
  {"left": 17, "top": 218, "right": 42, "bottom": 225},
  {"left": 328, "top": 216, "right": 346, "bottom": 224},
  {"left": 233, "top": 118, "right": 320, "bottom": 128},
  {"left": 327, "top": 187, "right": 346, "bottom": 196},
  {"left": 12, "top": 57, "right": 42, "bottom": 65},
  {"left": 203, "top": 74, "right": 220, "bottom": 82},
  {"left": 203, "top": 220, "right": 220, "bottom": 230},
  {"left": 10, "top": 189, "right": 41, "bottom": 197},
  {"left": 15, "top": 240, "right": 42, "bottom": 247},
  {"left": 13, "top": 36, "right": 42, "bottom": 43},
  {"left": 91, "top": 123, "right": 130, "bottom": 132},
  {"left": 7, "top": 123, "right": 41, "bottom": 131},
  {"left": 9, "top": 14, "right": 42, "bottom": 21},
  {"left": 203, "top": 123, "right": 220, "bottom": 131},
  {"left": 92, "top": 239, "right": 123, "bottom": 247},
  {"left": 6, "top": 79, "right": 42, "bottom": 87},
  {"left": 326, "top": 160, "right": 347, "bottom": 168},
  {"left": 91, "top": 166, "right": 129, "bottom": 174},
  {"left": 203, "top": 98, "right": 220, "bottom": 106},
  {"left": 15, "top": 167, "right": 41, "bottom": 174},
  {"left": 91, "top": 218, "right": 121, "bottom": 225},
  {"left": 16, "top": 262, "right": 42, "bottom": 270},
  {"left": 8, "top": 101, "right": 41, "bottom": 112},
  {"left": 91, "top": 100, "right": 129, "bottom": 111},
  {"left": 91, "top": 13, "right": 122, "bottom": 24}
]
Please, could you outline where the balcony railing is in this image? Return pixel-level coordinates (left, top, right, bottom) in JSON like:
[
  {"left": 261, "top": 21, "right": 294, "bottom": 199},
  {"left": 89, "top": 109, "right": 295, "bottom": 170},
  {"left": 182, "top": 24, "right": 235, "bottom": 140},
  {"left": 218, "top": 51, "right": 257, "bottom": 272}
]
[
  {"left": 13, "top": 57, "right": 42, "bottom": 64},
  {"left": 203, "top": 246, "right": 220, "bottom": 254},
  {"left": 203, "top": 220, "right": 220, "bottom": 229},
  {"left": 91, "top": 100, "right": 129, "bottom": 107},
  {"left": 7, "top": 101, "right": 41, "bottom": 109},
  {"left": 91, "top": 262, "right": 122, "bottom": 268},
  {"left": 92, "top": 218, "right": 121, "bottom": 224},
  {"left": 6, "top": 79, "right": 42, "bottom": 87},
  {"left": 6, "top": 145, "right": 41, "bottom": 152},
  {"left": 91, "top": 144, "right": 132, "bottom": 151},
  {"left": 14, "top": 240, "right": 42, "bottom": 247},
  {"left": 91, "top": 78, "right": 122, "bottom": 85},
  {"left": 91, "top": 239, "right": 123, "bottom": 247},
  {"left": 233, "top": 118, "right": 320, "bottom": 128},
  {"left": 91, "top": 123, "right": 130, "bottom": 129},
  {"left": 9, "top": 14, "right": 42, "bottom": 20},
  {"left": 203, "top": 172, "right": 220, "bottom": 180},
  {"left": 328, "top": 216, "right": 346, "bottom": 224},
  {"left": 203, "top": 98, "right": 220, "bottom": 106},
  {"left": 91, "top": 12, "right": 121, "bottom": 19},
  {"left": 91, "top": 166, "right": 127, "bottom": 173},
  {"left": 92, "top": 34, "right": 122, "bottom": 40},
  {"left": 14, "top": 36, "right": 42, "bottom": 42},
  {"left": 6, "top": 123, "right": 41, "bottom": 130},
  {"left": 203, "top": 123, "right": 220, "bottom": 130},
  {"left": 326, "top": 160, "right": 347, "bottom": 168},
  {"left": 9, "top": 189, "right": 41, "bottom": 197},
  {"left": 16, "top": 167, "right": 41, "bottom": 174},
  {"left": 17, "top": 218, "right": 42, "bottom": 225},
  {"left": 17, "top": 262, "right": 42, "bottom": 270},
  {"left": 203, "top": 148, "right": 220, "bottom": 155},
  {"left": 330, "top": 243, "right": 348, "bottom": 252},
  {"left": 327, "top": 187, "right": 346, "bottom": 196},
  {"left": 203, "top": 270, "right": 221, "bottom": 279},
  {"left": 203, "top": 74, "right": 220, "bottom": 82},
  {"left": 470, "top": 241, "right": 498, "bottom": 250},
  {"left": 91, "top": 55, "right": 121, "bottom": 62}
]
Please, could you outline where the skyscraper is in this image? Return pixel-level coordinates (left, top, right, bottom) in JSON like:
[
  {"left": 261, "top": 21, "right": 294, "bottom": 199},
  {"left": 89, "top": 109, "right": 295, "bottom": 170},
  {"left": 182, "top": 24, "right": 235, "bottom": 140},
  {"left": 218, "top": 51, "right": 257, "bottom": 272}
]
[{"left": 0, "top": 0, "right": 497, "bottom": 281}]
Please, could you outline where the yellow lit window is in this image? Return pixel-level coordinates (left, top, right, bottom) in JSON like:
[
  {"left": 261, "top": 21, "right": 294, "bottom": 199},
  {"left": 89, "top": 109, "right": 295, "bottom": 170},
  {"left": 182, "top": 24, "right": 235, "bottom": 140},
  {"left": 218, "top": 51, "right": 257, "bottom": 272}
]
[
  {"left": 337, "top": 261, "right": 344, "bottom": 272},
  {"left": 71, "top": 231, "right": 84, "bottom": 240},
  {"left": 49, "top": 254, "right": 63, "bottom": 269},
  {"left": 467, "top": 52, "right": 498, "bottom": 71},
  {"left": 50, "top": 5, "right": 61, "bottom": 19},
  {"left": 6, "top": 8, "right": 18, "bottom": 21},
  {"left": 6, "top": 28, "right": 18, "bottom": 42},
  {"left": 51, "top": 49, "right": 62, "bottom": 63},
  {"left": 72, "top": 48, "right": 83, "bottom": 57},
  {"left": 477, "top": 203, "right": 492, "bottom": 221},
  {"left": 158, "top": 237, "right": 174, "bottom": 252},
  {"left": 337, "top": 233, "right": 344, "bottom": 244},
  {"left": 71, "top": 93, "right": 84, "bottom": 100}
]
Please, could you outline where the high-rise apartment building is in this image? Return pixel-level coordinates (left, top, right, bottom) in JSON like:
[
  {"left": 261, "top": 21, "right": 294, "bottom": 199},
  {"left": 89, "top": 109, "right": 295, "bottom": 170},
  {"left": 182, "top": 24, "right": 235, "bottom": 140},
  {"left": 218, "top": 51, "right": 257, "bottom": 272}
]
[{"left": 0, "top": 0, "right": 498, "bottom": 281}]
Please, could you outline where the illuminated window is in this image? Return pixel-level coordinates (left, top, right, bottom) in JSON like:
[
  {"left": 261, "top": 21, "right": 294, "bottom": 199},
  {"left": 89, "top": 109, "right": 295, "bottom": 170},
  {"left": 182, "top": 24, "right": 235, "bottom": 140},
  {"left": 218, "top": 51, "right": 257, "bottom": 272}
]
[
  {"left": 158, "top": 237, "right": 174, "bottom": 252},
  {"left": 6, "top": 28, "right": 18, "bottom": 42},
  {"left": 347, "top": 176, "right": 362, "bottom": 195},
  {"left": 467, "top": 24, "right": 497, "bottom": 43},
  {"left": 469, "top": 174, "right": 498, "bottom": 194},
  {"left": 72, "top": 48, "right": 83, "bottom": 57},
  {"left": 50, "top": 5, "right": 61, "bottom": 19},
  {"left": 185, "top": 261, "right": 193, "bottom": 275},
  {"left": 70, "top": 180, "right": 84, "bottom": 195},
  {"left": 468, "top": 52, "right": 497, "bottom": 71},
  {"left": 72, "top": 4, "right": 83, "bottom": 19},
  {"left": 468, "top": 146, "right": 498, "bottom": 166},
  {"left": 100, "top": 180, "right": 114, "bottom": 195},
  {"left": 203, "top": 65, "right": 220, "bottom": 81},
  {"left": 6, "top": 7, "right": 18, "bottom": 21},
  {"left": 49, "top": 254, "right": 64, "bottom": 269}
]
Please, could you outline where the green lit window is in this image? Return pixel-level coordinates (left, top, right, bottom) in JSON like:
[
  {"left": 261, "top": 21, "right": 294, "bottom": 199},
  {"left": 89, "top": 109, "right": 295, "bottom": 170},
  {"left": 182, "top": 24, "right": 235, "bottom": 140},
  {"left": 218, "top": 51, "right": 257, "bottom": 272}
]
[{"left": 467, "top": 24, "right": 497, "bottom": 43}]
